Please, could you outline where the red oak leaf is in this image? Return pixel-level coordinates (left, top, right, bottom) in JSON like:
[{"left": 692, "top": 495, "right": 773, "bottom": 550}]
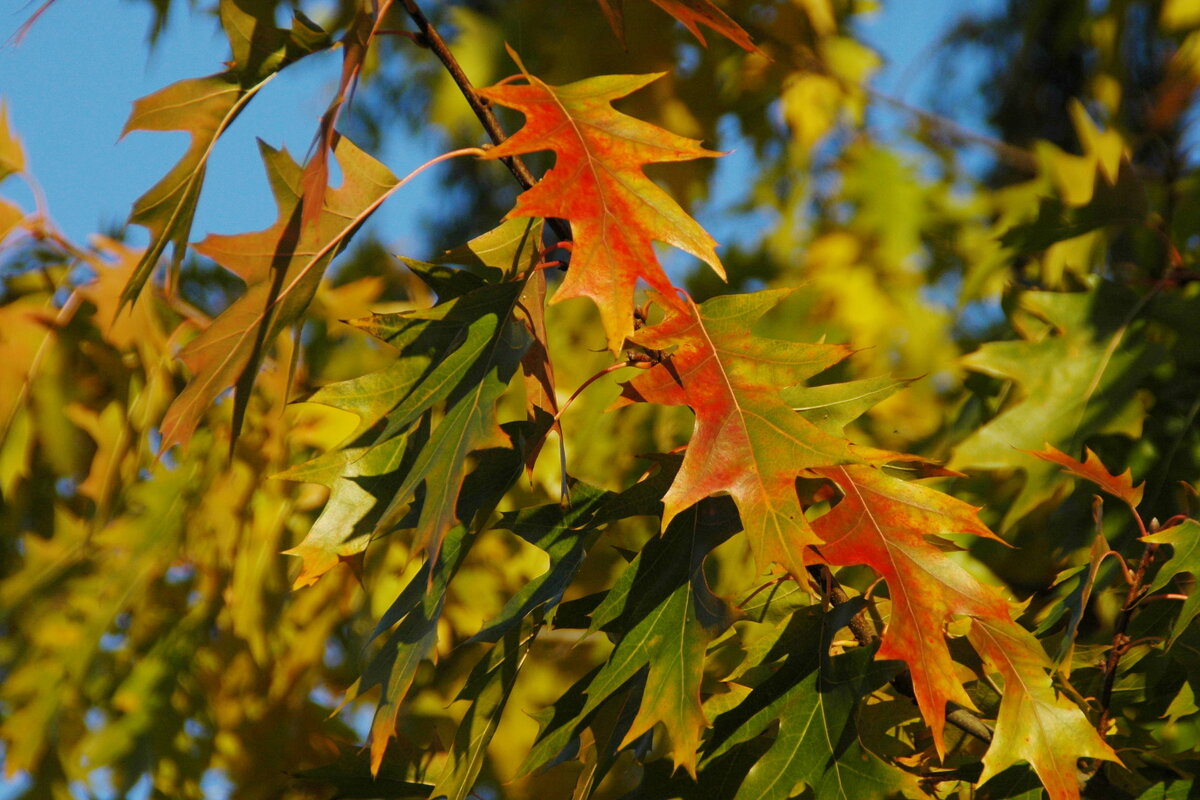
[
  {"left": 617, "top": 291, "right": 873, "bottom": 579},
  {"left": 595, "top": 0, "right": 758, "bottom": 52},
  {"left": 477, "top": 50, "right": 725, "bottom": 352},
  {"left": 810, "top": 464, "right": 1009, "bottom": 754},
  {"left": 811, "top": 465, "right": 1117, "bottom": 797},
  {"left": 1024, "top": 444, "right": 1144, "bottom": 510}
]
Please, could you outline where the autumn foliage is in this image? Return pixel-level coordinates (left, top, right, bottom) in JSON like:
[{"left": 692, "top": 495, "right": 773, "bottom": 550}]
[{"left": 2, "top": 1, "right": 1200, "bottom": 800}]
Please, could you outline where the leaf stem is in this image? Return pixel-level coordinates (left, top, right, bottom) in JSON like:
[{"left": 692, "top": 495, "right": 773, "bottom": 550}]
[
  {"left": 553, "top": 362, "right": 634, "bottom": 425},
  {"left": 1139, "top": 592, "right": 1187, "bottom": 603}
]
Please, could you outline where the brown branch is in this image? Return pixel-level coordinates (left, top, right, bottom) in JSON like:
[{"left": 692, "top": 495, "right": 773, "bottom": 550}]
[
  {"left": 1097, "top": 537, "right": 1159, "bottom": 737},
  {"left": 809, "top": 564, "right": 877, "bottom": 649},
  {"left": 399, "top": 0, "right": 571, "bottom": 247},
  {"left": 400, "top": 0, "right": 535, "bottom": 187},
  {"left": 807, "top": 564, "right": 994, "bottom": 745}
]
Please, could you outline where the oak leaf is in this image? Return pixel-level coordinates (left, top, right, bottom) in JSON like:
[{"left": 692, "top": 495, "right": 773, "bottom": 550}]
[
  {"left": 705, "top": 605, "right": 921, "bottom": 800},
  {"left": 519, "top": 495, "right": 737, "bottom": 779},
  {"left": 119, "top": 0, "right": 330, "bottom": 306},
  {"left": 969, "top": 618, "right": 1119, "bottom": 800},
  {"left": 811, "top": 465, "right": 1118, "bottom": 797},
  {"left": 810, "top": 465, "right": 1009, "bottom": 754},
  {"left": 431, "top": 625, "right": 533, "bottom": 800},
  {"left": 420, "top": 218, "right": 561, "bottom": 472},
  {"left": 0, "top": 103, "right": 27, "bottom": 241},
  {"left": 617, "top": 291, "right": 872, "bottom": 579},
  {"left": 280, "top": 220, "right": 545, "bottom": 586},
  {"left": 159, "top": 134, "right": 397, "bottom": 450},
  {"left": 477, "top": 52, "right": 725, "bottom": 352},
  {"left": 595, "top": 0, "right": 758, "bottom": 52},
  {"left": 1024, "top": 444, "right": 1144, "bottom": 509},
  {"left": 299, "top": 8, "right": 374, "bottom": 228},
  {"left": 951, "top": 281, "right": 1160, "bottom": 526},
  {"left": 1142, "top": 519, "right": 1200, "bottom": 646},
  {"left": 0, "top": 102, "right": 26, "bottom": 182},
  {"left": 474, "top": 481, "right": 613, "bottom": 644},
  {"left": 352, "top": 524, "right": 467, "bottom": 774},
  {"left": 340, "top": 437, "right": 529, "bottom": 775}
]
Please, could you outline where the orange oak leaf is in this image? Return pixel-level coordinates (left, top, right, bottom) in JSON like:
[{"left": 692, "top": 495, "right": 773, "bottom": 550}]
[
  {"left": 1024, "top": 444, "right": 1144, "bottom": 510},
  {"left": 299, "top": 8, "right": 373, "bottom": 228},
  {"left": 595, "top": 0, "right": 757, "bottom": 52},
  {"left": 616, "top": 290, "right": 871, "bottom": 579},
  {"left": 810, "top": 464, "right": 1010, "bottom": 755},
  {"left": 159, "top": 134, "right": 397, "bottom": 449},
  {"left": 477, "top": 50, "right": 725, "bottom": 352},
  {"left": 810, "top": 465, "right": 1117, "bottom": 797}
]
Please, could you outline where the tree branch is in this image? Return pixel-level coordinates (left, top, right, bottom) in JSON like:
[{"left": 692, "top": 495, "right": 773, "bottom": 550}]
[
  {"left": 400, "top": 0, "right": 536, "bottom": 189},
  {"left": 807, "top": 564, "right": 994, "bottom": 745},
  {"left": 1097, "top": 536, "right": 1159, "bottom": 736},
  {"left": 399, "top": 0, "right": 571, "bottom": 247}
]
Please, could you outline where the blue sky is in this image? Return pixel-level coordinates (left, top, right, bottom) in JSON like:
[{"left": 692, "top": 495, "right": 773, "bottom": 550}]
[
  {"left": 1, "top": 0, "right": 447, "bottom": 256},
  {"left": 0, "top": 1, "right": 996, "bottom": 264}
]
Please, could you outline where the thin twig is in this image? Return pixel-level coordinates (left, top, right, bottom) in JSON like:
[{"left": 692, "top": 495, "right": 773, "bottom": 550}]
[
  {"left": 806, "top": 564, "right": 994, "bottom": 745},
  {"left": 1097, "top": 535, "right": 1159, "bottom": 738},
  {"left": 871, "top": 90, "right": 1039, "bottom": 175}
]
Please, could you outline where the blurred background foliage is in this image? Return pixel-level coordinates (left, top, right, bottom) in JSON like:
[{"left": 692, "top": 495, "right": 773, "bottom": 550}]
[{"left": 2, "top": 0, "right": 1200, "bottom": 797}]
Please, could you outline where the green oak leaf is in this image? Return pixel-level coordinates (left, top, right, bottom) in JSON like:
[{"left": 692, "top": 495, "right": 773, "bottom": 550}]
[
  {"left": 1143, "top": 519, "right": 1200, "bottom": 646},
  {"left": 785, "top": 374, "right": 914, "bottom": 436},
  {"left": 951, "top": 280, "right": 1162, "bottom": 526},
  {"left": 350, "top": 522, "right": 467, "bottom": 776},
  {"left": 999, "top": 160, "right": 1148, "bottom": 255},
  {"left": 430, "top": 625, "right": 533, "bottom": 800},
  {"left": 120, "top": 0, "right": 331, "bottom": 306},
  {"left": 519, "top": 496, "right": 739, "bottom": 779},
  {"left": 281, "top": 221, "right": 544, "bottom": 586},
  {"left": 471, "top": 482, "right": 613, "bottom": 645},
  {"left": 704, "top": 603, "right": 917, "bottom": 800}
]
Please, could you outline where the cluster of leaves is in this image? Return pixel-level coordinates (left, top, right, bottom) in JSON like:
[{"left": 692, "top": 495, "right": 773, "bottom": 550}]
[{"left": 2, "top": 1, "right": 1200, "bottom": 799}]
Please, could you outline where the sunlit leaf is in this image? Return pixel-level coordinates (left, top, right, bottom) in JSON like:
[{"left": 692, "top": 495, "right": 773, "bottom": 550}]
[
  {"left": 478, "top": 52, "right": 724, "bottom": 352},
  {"left": 160, "top": 133, "right": 396, "bottom": 449},
  {"left": 120, "top": 0, "right": 331, "bottom": 305},
  {"left": 1024, "top": 444, "right": 1145, "bottom": 509},
  {"left": 1143, "top": 519, "right": 1200, "bottom": 646},
  {"left": 0, "top": 102, "right": 27, "bottom": 182},
  {"left": 618, "top": 291, "right": 888, "bottom": 578},
  {"left": 969, "top": 618, "right": 1119, "bottom": 800}
]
